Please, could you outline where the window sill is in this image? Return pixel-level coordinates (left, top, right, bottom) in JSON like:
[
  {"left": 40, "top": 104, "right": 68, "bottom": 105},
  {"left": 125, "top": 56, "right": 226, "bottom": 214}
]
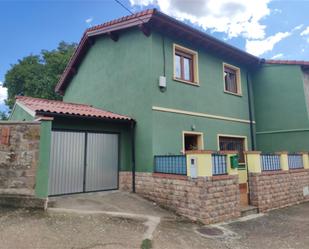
[
  {"left": 224, "top": 90, "right": 242, "bottom": 97},
  {"left": 173, "top": 77, "right": 200, "bottom": 87}
]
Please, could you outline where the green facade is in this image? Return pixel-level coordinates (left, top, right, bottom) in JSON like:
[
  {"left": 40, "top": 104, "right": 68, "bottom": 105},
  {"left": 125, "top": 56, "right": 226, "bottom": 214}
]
[
  {"left": 63, "top": 28, "right": 256, "bottom": 172},
  {"left": 252, "top": 64, "right": 309, "bottom": 152},
  {"left": 10, "top": 104, "right": 34, "bottom": 121},
  {"left": 9, "top": 25, "right": 309, "bottom": 182}
]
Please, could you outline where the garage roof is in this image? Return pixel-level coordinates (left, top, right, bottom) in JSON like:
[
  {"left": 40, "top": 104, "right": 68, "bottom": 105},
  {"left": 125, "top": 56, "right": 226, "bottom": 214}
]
[{"left": 15, "top": 96, "right": 133, "bottom": 121}]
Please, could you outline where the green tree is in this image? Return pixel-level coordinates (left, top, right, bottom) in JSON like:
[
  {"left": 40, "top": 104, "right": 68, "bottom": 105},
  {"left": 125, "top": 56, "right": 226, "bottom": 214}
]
[
  {"left": 3, "top": 41, "right": 76, "bottom": 109},
  {"left": 0, "top": 111, "right": 8, "bottom": 120}
]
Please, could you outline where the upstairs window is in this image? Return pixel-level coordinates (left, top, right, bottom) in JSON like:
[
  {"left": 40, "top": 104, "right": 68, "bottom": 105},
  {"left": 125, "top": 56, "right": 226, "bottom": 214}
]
[
  {"left": 174, "top": 44, "right": 199, "bottom": 85},
  {"left": 223, "top": 63, "right": 242, "bottom": 95}
]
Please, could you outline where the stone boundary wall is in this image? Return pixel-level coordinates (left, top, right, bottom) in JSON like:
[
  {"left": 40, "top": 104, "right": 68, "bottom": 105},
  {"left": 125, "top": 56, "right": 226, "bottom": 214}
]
[
  {"left": 249, "top": 169, "right": 309, "bottom": 212},
  {"left": 119, "top": 171, "right": 132, "bottom": 191},
  {"left": 0, "top": 122, "right": 47, "bottom": 208},
  {"left": 119, "top": 171, "right": 240, "bottom": 224}
]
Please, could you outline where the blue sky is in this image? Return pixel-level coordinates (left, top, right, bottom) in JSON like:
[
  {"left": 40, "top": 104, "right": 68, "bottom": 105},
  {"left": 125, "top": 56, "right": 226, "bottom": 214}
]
[{"left": 0, "top": 0, "right": 309, "bottom": 111}]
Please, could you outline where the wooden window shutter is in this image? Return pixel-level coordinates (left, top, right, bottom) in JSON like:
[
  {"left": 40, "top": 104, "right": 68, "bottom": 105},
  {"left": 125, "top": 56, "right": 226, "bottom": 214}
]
[{"left": 1, "top": 127, "right": 10, "bottom": 145}]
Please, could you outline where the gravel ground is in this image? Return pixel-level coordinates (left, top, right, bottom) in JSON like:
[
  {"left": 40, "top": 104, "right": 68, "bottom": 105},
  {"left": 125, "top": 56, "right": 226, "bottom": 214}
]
[
  {"left": 0, "top": 208, "right": 145, "bottom": 249},
  {"left": 1, "top": 197, "right": 309, "bottom": 249}
]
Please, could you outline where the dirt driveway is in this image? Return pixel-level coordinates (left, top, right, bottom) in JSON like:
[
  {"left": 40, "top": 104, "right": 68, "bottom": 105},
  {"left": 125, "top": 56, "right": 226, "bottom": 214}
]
[{"left": 0, "top": 192, "right": 308, "bottom": 249}]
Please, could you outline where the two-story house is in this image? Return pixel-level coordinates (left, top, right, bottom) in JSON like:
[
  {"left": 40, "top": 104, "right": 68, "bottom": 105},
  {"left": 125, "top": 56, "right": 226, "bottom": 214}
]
[{"left": 9, "top": 9, "right": 309, "bottom": 198}]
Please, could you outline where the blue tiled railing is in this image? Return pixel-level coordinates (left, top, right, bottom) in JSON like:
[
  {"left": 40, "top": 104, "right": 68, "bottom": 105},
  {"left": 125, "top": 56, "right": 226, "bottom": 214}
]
[
  {"left": 154, "top": 155, "right": 187, "bottom": 175},
  {"left": 212, "top": 154, "right": 227, "bottom": 175},
  {"left": 261, "top": 154, "right": 281, "bottom": 171},
  {"left": 288, "top": 154, "right": 303, "bottom": 169}
]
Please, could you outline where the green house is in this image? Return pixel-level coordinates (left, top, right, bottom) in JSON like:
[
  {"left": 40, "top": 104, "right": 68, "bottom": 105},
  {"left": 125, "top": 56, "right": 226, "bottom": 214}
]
[{"left": 9, "top": 9, "right": 309, "bottom": 197}]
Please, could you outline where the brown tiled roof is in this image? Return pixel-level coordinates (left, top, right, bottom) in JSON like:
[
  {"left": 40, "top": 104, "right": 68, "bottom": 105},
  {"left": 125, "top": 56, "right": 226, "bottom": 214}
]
[
  {"left": 16, "top": 96, "right": 132, "bottom": 121},
  {"left": 266, "top": 60, "right": 309, "bottom": 66},
  {"left": 55, "top": 8, "right": 260, "bottom": 93},
  {"left": 86, "top": 9, "right": 155, "bottom": 34}
]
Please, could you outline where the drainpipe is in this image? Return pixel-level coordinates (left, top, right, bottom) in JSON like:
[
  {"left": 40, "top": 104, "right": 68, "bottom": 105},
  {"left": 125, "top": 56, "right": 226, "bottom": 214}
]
[
  {"left": 131, "top": 121, "right": 136, "bottom": 193},
  {"left": 246, "top": 71, "right": 255, "bottom": 150},
  {"left": 246, "top": 71, "right": 255, "bottom": 206}
]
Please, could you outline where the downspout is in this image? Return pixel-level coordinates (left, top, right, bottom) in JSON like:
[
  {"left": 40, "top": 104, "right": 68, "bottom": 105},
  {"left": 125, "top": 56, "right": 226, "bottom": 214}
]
[
  {"left": 246, "top": 70, "right": 255, "bottom": 206},
  {"left": 131, "top": 121, "right": 136, "bottom": 193},
  {"left": 246, "top": 71, "right": 255, "bottom": 150}
]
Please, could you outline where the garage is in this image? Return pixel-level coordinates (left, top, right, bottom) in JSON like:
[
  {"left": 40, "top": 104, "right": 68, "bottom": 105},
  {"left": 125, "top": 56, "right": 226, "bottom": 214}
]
[
  {"left": 10, "top": 96, "right": 134, "bottom": 197},
  {"left": 48, "top": 130, "right": 119, "bottom": 196}
]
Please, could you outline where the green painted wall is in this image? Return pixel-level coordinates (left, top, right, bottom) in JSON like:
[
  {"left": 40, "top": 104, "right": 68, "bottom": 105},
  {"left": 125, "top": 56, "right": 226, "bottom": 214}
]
[
  {"left": 63, "top": 28, "right": 153, "bottom": 172},
  {"left": 35, "top": 120, "right": 52, "bottom": 198},
  {"left": 63, "top": 28, "right": 256, "bottom": 171},
  {"left": 253, "top": 65, "right": 309, "bottom": 151},
  {"left": 150, "top": 32, "right": 254, "bottom": 121},
  {"left": 152, "top": 111, "right": 253, "bottom": 155},
  {"left": 52, "top": 117, "right": 132, "bottom": 171},
  {"left": 9, "top": 104, "right": 34, "bottom": 121},
  {"left": 256, "top": 131, "right": 309, "bottom": 152},
  {"left": 150, "top": 32, "right": 255, "bottom": 153}
]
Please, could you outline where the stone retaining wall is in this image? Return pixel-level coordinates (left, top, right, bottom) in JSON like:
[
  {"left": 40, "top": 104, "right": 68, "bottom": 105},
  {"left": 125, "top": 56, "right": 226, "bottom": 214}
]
[
  {"left": 119, "top": 171, "right": 240, "bottom": 224},
  {"left": 249, "top": 169, "right": 309, "bottom": 212},
  {"left": 0, "top": 122, "right": 46, "bottom": 208}
]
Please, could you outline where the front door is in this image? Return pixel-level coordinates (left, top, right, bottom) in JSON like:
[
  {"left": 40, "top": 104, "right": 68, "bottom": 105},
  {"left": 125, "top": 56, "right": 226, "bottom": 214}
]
[{"left": 219, "top": 136, "right": 248, "bottom": 206}]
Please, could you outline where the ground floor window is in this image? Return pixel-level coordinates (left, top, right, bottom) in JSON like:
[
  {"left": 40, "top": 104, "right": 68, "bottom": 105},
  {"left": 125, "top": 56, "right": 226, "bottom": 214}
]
[
  {"left": 183, "top": 132, "right": 204, "bottom": 152},
  {"left": 219, "top": 136, "right": 246, "bottom": 163}
]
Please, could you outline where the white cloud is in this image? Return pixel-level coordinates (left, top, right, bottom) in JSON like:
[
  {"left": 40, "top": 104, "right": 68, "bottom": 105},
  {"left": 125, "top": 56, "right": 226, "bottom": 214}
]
[
  {"left": 246, "top": 31, "right": 291, "bottom": 56},
  {"left": 273, "top": 8, "right": 282, "bottom": 14},
  {"left": 130, "top": 0, "right": 154, "bottom": 5},
  {"left": 85, "top": 17, "right": 93, "bottom": 24},
  {"left": 293, "top": 24, "right": 304, "bottom": 31},
  {"left": 130, "top": 0, "right": 272, "bottom": 39},
  {"left": 271, "top": 53, "right": 284, "bottom": 59},
  {"left": 0, "top": 81, "right": 8, "bottom": 105},
  {"left": 301, "top": 26, "right": 309, "bottom": 36}
]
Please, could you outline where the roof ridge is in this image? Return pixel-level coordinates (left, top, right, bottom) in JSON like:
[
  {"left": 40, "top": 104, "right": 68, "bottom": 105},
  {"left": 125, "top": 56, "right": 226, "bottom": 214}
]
[{"left": 85, "top": 8, "right": 156, "bottom": 33}]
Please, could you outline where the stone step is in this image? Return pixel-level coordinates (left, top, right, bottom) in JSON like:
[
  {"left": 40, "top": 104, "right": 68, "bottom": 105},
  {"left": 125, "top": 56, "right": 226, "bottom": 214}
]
[{"left": 241, "top": 205, "right": 259, "bottom": 217}]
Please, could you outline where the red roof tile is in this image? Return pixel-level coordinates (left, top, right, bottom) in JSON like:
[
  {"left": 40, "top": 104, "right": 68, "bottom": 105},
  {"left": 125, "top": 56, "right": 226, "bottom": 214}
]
[
  {"left": 86, "top": 9, "right": 155, "bottom": 34},
  {"left": 266, "top": 60, "right": 309, "bottom": 66},
  {"left": 16, "top": 96, "right": 132, "bottom": 121}
]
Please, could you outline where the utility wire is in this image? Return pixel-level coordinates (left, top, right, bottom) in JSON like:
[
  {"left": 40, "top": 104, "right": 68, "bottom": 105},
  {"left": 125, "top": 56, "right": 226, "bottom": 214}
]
[{"left": 113, "top": 0, "right": 146, "bottom": 24}]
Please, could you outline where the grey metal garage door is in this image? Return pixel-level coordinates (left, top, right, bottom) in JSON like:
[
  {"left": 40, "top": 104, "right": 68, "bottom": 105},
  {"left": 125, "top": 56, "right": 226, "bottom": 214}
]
[{"left": 48, "top": 131, "right": 119, "bottom": 196}]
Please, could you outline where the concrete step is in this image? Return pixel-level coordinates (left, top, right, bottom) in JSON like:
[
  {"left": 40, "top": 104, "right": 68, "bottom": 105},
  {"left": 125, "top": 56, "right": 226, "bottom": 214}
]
[{"left": 241, "top": 205, "right": 259, "bottom": 217}]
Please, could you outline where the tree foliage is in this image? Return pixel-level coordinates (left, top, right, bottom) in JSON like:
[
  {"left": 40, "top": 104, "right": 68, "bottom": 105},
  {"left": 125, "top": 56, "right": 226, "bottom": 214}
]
[
  {"left": 0, "top": 111, "right": 8, "bottom": 120},
  {"left": 3, "top": 41, "right": 76, "bottom": 109}
]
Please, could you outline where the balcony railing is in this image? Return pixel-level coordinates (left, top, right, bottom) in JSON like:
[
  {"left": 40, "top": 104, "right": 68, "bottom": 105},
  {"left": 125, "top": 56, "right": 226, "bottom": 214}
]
[{"left": 154, "top": 155, "right": 187, "bottom": 175}]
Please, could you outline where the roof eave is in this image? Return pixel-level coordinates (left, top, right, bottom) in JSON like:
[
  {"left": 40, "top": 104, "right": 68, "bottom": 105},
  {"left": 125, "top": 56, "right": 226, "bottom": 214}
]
[
  {"left": 55, "top": 13, "right": 154, "bottom": 94},
  {"left": 35, "top": 110, "right": 134, "bottom": 123}
]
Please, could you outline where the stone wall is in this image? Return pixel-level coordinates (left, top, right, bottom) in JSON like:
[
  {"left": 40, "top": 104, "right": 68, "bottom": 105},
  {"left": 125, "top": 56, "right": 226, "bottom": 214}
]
[
  {"left": 119, "top": 171, "right": 132, "bottom": 191},
  {"left": 0, "top": 122, "right": 45, "bottom": 208},
  {"left": 249, "top": 169, "right": 309, "bottom": 212},
  {"left": 119, "top": 171, "right": 240, "bottom": 224}
]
